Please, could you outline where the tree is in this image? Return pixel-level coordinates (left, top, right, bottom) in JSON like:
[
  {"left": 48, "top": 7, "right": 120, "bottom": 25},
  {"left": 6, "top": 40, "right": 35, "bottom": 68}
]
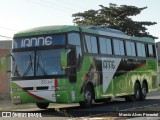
[{"left": 72, "top": 3, "right": 157, "bottom": 39}]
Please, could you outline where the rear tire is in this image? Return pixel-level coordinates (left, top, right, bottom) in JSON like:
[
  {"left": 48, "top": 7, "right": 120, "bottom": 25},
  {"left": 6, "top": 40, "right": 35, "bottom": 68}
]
[
  {"left": 140, "top": 83, "right": 147, "bottom": 100},
  {"left": 79, "top": 85, "right": 93, "bottom": 107},
  {"left": 125, "top": 82, "right": 141, "bottom": 102},
  {"left": 36, "top": 103, "right": 49, "bottom": 109},
  {"left": 134, "top": 82, "right": 141, "bottom": 101}
]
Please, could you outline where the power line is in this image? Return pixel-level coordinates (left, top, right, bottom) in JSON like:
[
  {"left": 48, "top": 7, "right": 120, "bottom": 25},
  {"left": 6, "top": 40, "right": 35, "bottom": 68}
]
[
  {"left": 0, "top": 27, "right": 18, "bottom": 32},
  {"left": 0, "top": 35, "right": 13, "bottom": 39},
  {"left": 25, "top": 0, "right": 73, "bottom": 13},
  {"left": 39, "top": 0, "right": 77, "bottom": 11},
  {"left": 56, "top": 0, "right": 87, "bottom": 10},
  {"left": 25, "top": 0, "right": 59, "bottom": 10}
]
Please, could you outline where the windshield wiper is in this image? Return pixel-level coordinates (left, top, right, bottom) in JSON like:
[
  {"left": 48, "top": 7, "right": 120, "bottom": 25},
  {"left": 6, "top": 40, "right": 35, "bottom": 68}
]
[
  {"left": 13, "top": 65, "right": 20, "bottom": 76},
  {"left": 36, "top": 56, "right": 47, "bottom": 75},
  {"left": 23, "top": 55, "right": 33, "bottom": 77}
]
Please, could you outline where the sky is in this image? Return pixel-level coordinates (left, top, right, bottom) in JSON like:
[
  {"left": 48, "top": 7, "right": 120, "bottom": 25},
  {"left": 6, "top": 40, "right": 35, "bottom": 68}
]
[{"left": 0, "top": 0, "right": 159, "bottom": 42}]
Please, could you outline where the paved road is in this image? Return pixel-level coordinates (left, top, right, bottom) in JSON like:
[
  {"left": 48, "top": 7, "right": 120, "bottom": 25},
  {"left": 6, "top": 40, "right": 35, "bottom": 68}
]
[
  {"left": 0, "top": 89, "right": 160, "bottom": 119},
  {"left": 16, "top": 90, "right": 160, "bottom": 118}
]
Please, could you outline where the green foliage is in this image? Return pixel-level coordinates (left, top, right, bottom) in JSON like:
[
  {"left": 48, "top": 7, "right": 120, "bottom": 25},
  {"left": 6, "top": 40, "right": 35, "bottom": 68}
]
[
  {"left": 0, "top": 57, "right": 7, "bottom": 72},
  {"left": 72, "top": 3, "right": 157, "bottom": 39}
]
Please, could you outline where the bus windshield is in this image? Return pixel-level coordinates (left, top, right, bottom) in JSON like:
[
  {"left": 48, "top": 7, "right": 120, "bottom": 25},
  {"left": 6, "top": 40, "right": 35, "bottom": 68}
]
[{"left": 12, "top": 49, "right": 65, "bottom": 77}]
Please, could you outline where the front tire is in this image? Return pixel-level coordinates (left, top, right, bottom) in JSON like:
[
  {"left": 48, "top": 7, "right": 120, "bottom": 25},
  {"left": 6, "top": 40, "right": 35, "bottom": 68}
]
[
  {"left": 36, "top": 103, "right": 49, "bottom": 109},
  {"left": 79, "top": 85, "right": 93, "bottom": 107}
]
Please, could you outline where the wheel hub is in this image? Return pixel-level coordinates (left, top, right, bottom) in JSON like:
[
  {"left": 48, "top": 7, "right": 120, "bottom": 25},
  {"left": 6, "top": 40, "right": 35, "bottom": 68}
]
[
  {"left": 85, "top": 91, "right": 91, "bottom": 103},
  {"left": 142, "top": 87, "right": 146, "bottom": 96}
]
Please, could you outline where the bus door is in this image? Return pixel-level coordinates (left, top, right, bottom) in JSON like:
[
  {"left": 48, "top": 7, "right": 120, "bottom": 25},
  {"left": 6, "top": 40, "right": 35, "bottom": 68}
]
[
  {"left": 68, "top": 48, "right": 77, "bottom": 101},
  {"left": 68, "top": 48, "right": 77, "bottom": 83}
]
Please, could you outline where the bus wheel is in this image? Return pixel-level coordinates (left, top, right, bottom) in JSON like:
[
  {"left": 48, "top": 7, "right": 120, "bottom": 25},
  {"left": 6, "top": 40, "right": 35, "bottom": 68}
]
[
  {"left": 79, "top": 85, "right": 93, "bottom": 107},
  {"left": 36, "top": 103, "right": 49, "bottom": 109},
  {"left": 140, "top": 83, "right": 147, "bottom": 101},
  {"left": 134, "top": 82, "right": 141, "bottom": 101}
]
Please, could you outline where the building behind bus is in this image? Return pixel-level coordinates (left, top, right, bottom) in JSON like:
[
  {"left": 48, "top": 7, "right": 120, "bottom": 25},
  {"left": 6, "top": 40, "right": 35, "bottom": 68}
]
[{"left": 0, "top": 40, "right": 12, "bottom": 100}]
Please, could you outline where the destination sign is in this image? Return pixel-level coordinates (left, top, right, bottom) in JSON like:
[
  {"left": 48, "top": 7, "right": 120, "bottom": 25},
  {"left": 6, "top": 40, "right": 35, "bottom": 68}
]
[
  {"left": 21, "top": 36, "right": 52, "bottom": 47},
  {"left": 13, "top": 35, "right": 65, "bottom": 48}
]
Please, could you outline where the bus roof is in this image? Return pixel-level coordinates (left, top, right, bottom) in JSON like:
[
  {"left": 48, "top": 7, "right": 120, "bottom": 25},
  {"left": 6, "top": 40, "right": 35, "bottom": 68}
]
[
  {"left": 14, "top": 25, "right": 154, "bottom": 43},
  {"left": 81, "top": 26, "right": 154, "bottom": 43},
  {"left": 14, "top": 25, "right": 79, "bottom": 37}
]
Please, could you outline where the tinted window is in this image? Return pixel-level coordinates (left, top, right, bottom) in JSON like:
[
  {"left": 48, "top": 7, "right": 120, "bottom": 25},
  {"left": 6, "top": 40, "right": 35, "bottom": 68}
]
[
  {"left": 148, "top": 44, "right": 154, "bottom": 57},
  {"left": 131, "top": 42, "right": 136, "bottom": 56},
  {"left": 68, "top": 33, "right": 82, "bottom": 68},
  {"left": 141, "top": 44, "right": 146, "bottom": 57},
  {"left": 84, "top": 35, "right": 92, "bottom": 53},
  {"left": 91, "top": 36, "right": 98, "bottom": 53},
  {"left": 126, "top": 41, "right": 132, "bottom": 56},
  {"left": 36, "top": 49, "right": 65, "bottom": 76},
  {"left": 113, "top": 39, "right": 120, "bottom": 55},
  {"left": 136, "top": 43, "right": 146, "bottom": 57},
  {"left": 99, "top": 37, "right": 106, "bottom": 54},
  {"left": 137, "top": 43, "right": 142, "bottom": 57},
  {"left": 113, "top": 39, "right": 124, "bottom": 55},
  {"left": 12, "top": 51, "right": 34, "bottom": 77},
  {"left": 148, "top": 44, "right": 156, "bottom": 57},
  {"left": 126, "top": 41, "right": 136, "bottom": 56},
  {"left": 99, "top": 37, "right": 112, "bottom": 55},
  {"left": 84, "top": 35, "right": 98, "bottom": 53},
  {"left": 68, "top": 33, "right": 81, "bottom": 45},
  {"left": 119, "top": 40, "right": 125, "bottom": 55},
  {"left": 12, "top": 49, "right": 65, "bottom": 77}
]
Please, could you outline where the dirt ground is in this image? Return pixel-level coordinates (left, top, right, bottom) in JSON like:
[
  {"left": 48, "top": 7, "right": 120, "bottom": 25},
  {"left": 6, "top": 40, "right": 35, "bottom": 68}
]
[{"left": 0, "top": 100, "right": 37, "bottom": 111}]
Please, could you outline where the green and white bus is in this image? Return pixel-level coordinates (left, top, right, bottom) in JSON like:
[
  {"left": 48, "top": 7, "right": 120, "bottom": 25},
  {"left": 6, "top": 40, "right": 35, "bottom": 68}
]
[{"left": 11, "top": 25, "right": 159, "bottom": 109}]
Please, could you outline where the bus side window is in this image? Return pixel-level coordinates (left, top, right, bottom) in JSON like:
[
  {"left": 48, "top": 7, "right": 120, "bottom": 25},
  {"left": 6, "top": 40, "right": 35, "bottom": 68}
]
[
  {"left": 153, "top": 45, "right": 156, "bottom": 58},
  {"left": 68, "top": 33, "right": 82, "bottom": 69},
  {"left": 126, "top": 41, "right": 136, "bottom": 56},
  {"left": 84, "top": 35, "right": 98, "bottom": 54},
  {"left": 113, "top": 39, "right": 125, "bottom": 56},
  {"left": 136, "top": 43, "right": 146, "bottom": 57},
  {"left": 68, "top": 33, "right": 81, "bottom": 46},
  {"left": 99, "top": 37, "right": 112, "bottom": 55},
  {"left": 148, "top": 44, "right": 154, "bottom": 57}
]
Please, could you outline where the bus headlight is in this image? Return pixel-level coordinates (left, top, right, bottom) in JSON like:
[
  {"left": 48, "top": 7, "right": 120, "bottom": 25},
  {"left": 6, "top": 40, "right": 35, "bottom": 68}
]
[
  {"left": 56, "top": 86, "right": 67, "bottom": 90},
  {"left": 50, "top": 86, "right": 66, "bottom": 90},
  {"left": 12, "top": 96, "right": 22, "bottom": 104},
  {"left": 50, "top": 86, "right": 67, "bottom": 90},
  {"left": 13, "top": 96, "right": 20, "bottom": 99},
  {"left": 12, "top": 88, "right": 21, "bottom": 91}
]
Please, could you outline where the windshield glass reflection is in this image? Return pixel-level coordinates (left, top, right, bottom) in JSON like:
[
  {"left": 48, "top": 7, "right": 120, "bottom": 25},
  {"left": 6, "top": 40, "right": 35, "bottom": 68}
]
[
  {"left": 12, "top": 51, "right": 34, "bottom": 77},
  {"left": 12, "top": 49, "right": 65, "bottom": 77},
  {"left": 36, "top": 49, "right": 64, "bottom": 76}
]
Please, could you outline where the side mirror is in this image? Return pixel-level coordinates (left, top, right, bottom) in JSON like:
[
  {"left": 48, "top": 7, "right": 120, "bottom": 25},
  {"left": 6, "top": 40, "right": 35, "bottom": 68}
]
[{"left": 61, "top": 49, "right": 71, "bottom": 70}]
